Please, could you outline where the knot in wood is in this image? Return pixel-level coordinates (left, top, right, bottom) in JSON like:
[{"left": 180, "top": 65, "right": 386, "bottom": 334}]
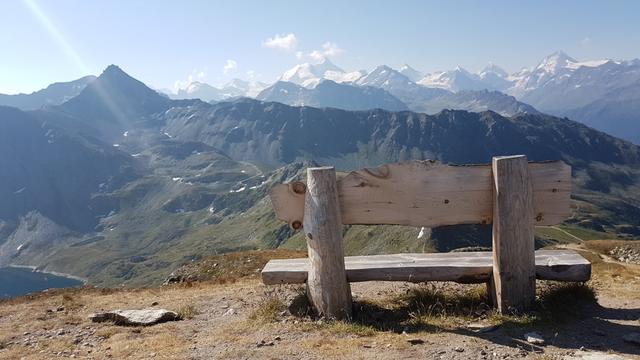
[{"left": 291, "top": 182, "right": 307, "bottom": 194}]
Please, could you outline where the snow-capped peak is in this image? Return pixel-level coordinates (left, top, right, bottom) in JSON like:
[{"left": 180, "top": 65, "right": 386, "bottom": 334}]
[
  {"left": 535, "top": 51, "right": 578, "bottom": 73},
  {"left": 279, "top": 59, "right": 362, "bottom": 88},
  {"left": 418, "top": 66, "right": 487, "bottom": 92},
  {"left": 398, "top": 63, "right": 423, "bottom": 82},
  {"left": 356, "top": 65, "right": 414, "bottom": 89},
  {"left": 221, "top": 78, "right": 268, "bottom": 98},
  {"left": 479, "top": 63, "right": 508, "bottom": 78}
]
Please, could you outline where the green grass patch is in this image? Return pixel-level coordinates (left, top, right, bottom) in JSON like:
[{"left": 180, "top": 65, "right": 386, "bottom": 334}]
[{"left": 558, "top": 224, "right": 618, "bottom": 241}]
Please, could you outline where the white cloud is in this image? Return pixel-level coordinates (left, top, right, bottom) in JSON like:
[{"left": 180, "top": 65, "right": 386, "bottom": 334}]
[
  {"left": 223, "top": 59, "right": 237, "bottom": 75},
  {"left": 579, "top": 37, "right": 591, "bottom": 47},
  {"left": 303, "top": 41, "right": 345, "bottom": 63},
  {"left": 246, "top": 70, "right": 261, "bottom": 80},
  {"left": 320, "top": 41, "right": 344, "bottom": 57},
  {"left": 263, "top": 33, "right": 298, "bottom": 51},
  {"left": 308, "top": 50, "right": 324, "bottom": 62},
  {"left": 173, "top": 68, "right": 208, "bottom": 92},
  {"left": 174, "top": 76, "right": 194, "bottom": 92}
]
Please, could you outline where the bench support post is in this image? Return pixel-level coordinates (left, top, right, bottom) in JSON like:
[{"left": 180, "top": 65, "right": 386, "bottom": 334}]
[
  {"left": 303, "top": 167, "right": 352, "bottom": 319},
  {"left": 489, "top": 155, "right": 536, "bottom": 313}
]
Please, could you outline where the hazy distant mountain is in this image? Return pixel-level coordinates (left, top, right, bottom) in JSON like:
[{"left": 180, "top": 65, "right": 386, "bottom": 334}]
[
  {"left": 256, "top": 80, "right": 409, "bottom": 111},
  {"left": 512, "top": 53, "right": 640, "bottom": 111},
  {"left": 398, "top": 64, "right": 423, "bottom": 82},
  {"left": 0, "top": 76, "right": 95, "bottom": 110},
  {"left": 355, "top": 65, "right": 449, "bottom": 108},
  {"left": 562, "top": 83, "right": 640, "bottom": 144},
  {"left": 419, "top": 67, "right": 489, "bottom": 92},
  {"left": 219, "top": 78, "right": 269, "bottom": 98},
  {"left": 508, "top": 52, "right": 640, "bottom": 143},
  {"left": 391, "top": 52, "right": 640, "bottom": 144},
  {"left": 173, "top": 81, "right": 225, "bottom": 102},
  {"left": 170, "top": 79, "right": 268, "bottom": 102},
  {"left": 477, "top": 63, "right": 511, "bottom": 91},
  {"left": 354, "top": 65, "right": 535, "bottom": 116},
  {"left": 280, "top": 58, "right": 363, "bottom": 88}
]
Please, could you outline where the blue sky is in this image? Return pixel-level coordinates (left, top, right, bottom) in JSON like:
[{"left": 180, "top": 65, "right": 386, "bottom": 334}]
[{"left": 1, "top": 0, "right": 639, "bottom": 94}]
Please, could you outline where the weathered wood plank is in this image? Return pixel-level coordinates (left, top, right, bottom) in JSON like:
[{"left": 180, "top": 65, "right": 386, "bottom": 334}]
[
  {"left": 261, "top": 250, "right": 591, "bottom": 285},
  {"left": 489, "top": 155, "right": 536, "bottom": 313},
  {"left": 303, "top": 167, "right": 352, "bottom": 319},
  {"left": 269, "top": 160, "right": 571, "bottom": 229}
]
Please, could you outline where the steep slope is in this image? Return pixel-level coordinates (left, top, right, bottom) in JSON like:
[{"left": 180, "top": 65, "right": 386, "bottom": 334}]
[
  {"left": 0, "top": 106, "right": 138, "bottom": 266},
  {"left": 561, "top": 83, "right": 640, "bottom": 144},
  {"left": 0, "top": 76, "right": 95, "bottom": 110},
  {"left": 60, "top": 65, "right": 173, "bottom": 140},
  {"left": 256, "top": 80, "right": 409, "bottom": 111},
  {"left": 164, "top": 98, "right": 640, "bottom": 240},
  {"left": 0, "top": 106, "right": 137, "bottom": 231},
  {"left": 164, "top": 98, "right": 639, "bottom": 168}
]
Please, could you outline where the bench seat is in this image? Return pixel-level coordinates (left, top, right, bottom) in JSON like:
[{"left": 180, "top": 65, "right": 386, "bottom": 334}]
[{"left": 261, "top": 250, "right": 591, "bottom": 285}]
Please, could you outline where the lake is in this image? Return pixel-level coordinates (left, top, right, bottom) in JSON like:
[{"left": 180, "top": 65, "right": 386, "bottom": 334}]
[{"left": 0, "top": 267, "right": 83, "bottom": 299}]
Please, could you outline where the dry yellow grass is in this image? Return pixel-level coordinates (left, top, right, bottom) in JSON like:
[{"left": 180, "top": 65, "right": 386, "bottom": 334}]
[{"left": 1, "top": 246, "right": 639, "bottom": 359}]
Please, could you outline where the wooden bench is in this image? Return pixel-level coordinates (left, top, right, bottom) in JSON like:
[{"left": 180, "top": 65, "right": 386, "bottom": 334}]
[{"left": 262, "top": 155, "right": 591, "bottom": 319}]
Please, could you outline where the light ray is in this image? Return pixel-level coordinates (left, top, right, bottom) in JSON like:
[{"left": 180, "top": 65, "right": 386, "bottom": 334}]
[
  {"left": 23, "top": 0, "right": 89, "bottom": 74},
  {"left": 23, "top": 0, "right": 131, "bottom": 130}
]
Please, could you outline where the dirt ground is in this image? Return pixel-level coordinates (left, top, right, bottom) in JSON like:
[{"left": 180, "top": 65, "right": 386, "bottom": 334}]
[{"left": 0, "top": 242, "right": 639, "bottom": 359}]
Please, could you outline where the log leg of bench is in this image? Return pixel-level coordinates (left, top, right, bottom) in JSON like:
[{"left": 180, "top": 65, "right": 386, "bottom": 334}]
[
  {"left": 489, "top": 155, "right": 536, "bottom": 313},
  {"left": 303, "top": 166, "right": 352, "bottom": 319}
]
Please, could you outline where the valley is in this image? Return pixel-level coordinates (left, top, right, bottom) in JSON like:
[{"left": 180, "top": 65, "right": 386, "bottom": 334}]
[{"left": 0, "top": 64, "right": 639, "bottom": 288}]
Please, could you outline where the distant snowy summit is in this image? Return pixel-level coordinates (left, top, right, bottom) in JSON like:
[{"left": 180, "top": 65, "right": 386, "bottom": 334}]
[
  {"left": 279, "top": 58, "right": 364, "bottom": 88},
  {"left": 167, "top": 78, "right": 268, "bottom": 102}
]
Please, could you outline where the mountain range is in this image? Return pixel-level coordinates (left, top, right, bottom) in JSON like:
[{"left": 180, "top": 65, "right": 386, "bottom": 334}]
[
  {"left": 1, "top": 64, "right": 639, "bottom": 287},
  {"left": 169, "top": 53, "right": 640, "bottom": 143},
  {"left": 3, "top": 52, "right": 639, "bottom": 143},
  {"left": 169, "top": 79, "right": 269, "bottom": 102},
  {"left": 0, "top": 76, "right": 95, "bottom": 110}
]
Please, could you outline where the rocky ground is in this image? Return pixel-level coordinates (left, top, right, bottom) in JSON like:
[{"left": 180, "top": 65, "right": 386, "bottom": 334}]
[
  {"left": 0, "top": 241, "right": 639, "bottom": 359},
  {"left": 609, "top": 245, "right": 640, "bottom": 265}
]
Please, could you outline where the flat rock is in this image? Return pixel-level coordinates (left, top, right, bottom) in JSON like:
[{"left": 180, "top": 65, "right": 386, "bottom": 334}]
[
  {"left": 89, "top": 309, "right": 179, "bottom": 326},
  {"left": 524, "top": 332, "right": 545, "bottom": 345},
  {"left": 466, "top": 322, "right": 499, "bottom": 333}
]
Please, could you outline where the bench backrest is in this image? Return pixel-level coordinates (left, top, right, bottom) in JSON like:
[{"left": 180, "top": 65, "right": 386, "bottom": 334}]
[{"left": 270, "top": 159, "right": 571, "bottom": 230}]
